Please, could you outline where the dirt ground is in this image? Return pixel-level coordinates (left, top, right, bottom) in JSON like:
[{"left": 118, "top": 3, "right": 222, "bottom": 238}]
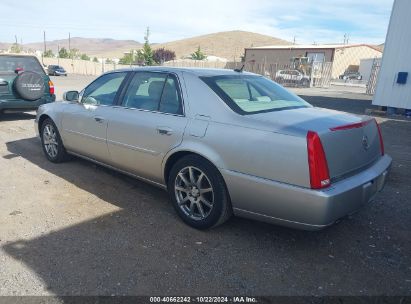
[{"left": 0, "top": 76, "right": 410, "bottom": 296}]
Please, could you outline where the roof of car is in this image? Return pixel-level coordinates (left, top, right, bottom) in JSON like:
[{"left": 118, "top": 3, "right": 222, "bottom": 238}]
[{"left": 111, "top": 66, "right": 257, "bottom": 77}]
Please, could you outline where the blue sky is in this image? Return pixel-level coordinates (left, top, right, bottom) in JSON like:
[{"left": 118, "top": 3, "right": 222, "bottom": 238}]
[{"left": 0, "top": 0, "right": 393, "bottom": 44}]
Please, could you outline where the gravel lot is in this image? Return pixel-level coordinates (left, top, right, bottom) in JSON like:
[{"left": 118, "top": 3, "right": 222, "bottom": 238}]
[{"left": 0, "top": 75, "right": 410, "bottom": 296}]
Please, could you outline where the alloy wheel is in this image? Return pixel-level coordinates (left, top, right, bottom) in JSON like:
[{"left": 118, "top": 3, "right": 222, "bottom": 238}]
[
  {"left": 174, "top": 166, "right": 214, "bottom": 221},
  {"left": 42, "top": 123, "right": 59, "bottom": 158}
]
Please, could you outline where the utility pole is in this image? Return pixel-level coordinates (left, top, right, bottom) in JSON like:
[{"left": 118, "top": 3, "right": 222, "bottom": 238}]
[
  {"left": 144, "top": 27, "right": 150, "bottom": 43},
  {"left": 69, "top": 32, "right": 71, "bottom": 52},
  {"left": 14, "top": 35, "right": 17, "bottom": 44},
  {"left": 43, "top": 31, "right": 46, "bottom": 53},
  {"left": 57, "top": 44, "right": 60, "bottom": 65},
  {"left": 293, "top": 36, "right": 296, "bottom": 45}
]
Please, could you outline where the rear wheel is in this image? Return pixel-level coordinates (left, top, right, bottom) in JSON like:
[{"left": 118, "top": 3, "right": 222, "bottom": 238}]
[
  {"left": 168, "top": 155, "right": 232, "bottom": 229},
  {"left": 40, "top": 118, "right": 69, "bottom": 163}
]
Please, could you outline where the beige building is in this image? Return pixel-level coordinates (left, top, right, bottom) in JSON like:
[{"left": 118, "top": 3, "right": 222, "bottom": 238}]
[{"left": 245, "top": 44, "right": 382, "bottom": 79}]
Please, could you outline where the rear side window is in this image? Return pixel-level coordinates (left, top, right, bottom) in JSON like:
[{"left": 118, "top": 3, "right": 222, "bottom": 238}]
[
  {"left": 122, "top": 72, "right": 183, "bottom": 115},
  {"left": 201, "top": 75, "right": 311, "bottom": 115},
  {"left": 0, "top": 56, "right": 44, "bottom": 74}
]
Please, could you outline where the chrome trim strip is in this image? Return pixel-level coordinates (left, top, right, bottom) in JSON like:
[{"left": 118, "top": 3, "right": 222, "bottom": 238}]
[
  {"left": 67, "top": 150, "right": 167, "bottom": 189},
  {"left": 107, "top": 139, "right": 160, "bottom": 156},
  {"left": 64, "top": 129, "right": 106, "bottom": 143}
]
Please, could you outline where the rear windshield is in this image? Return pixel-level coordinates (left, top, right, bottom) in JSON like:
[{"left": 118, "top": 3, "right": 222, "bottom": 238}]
[
  {"left": 201, "top": 75, "right": 311, "bottom": 115},
  {"left": 0, "top": 56, "right": 45, "bottom": 74}
]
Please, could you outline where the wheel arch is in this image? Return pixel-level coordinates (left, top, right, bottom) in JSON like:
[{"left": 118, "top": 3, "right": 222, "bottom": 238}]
[
  {"left": 37, "top": 113, "right": 57, "bottom": 134},
  {"left": 37, "top": 105, "right": 63, "bottom": 135},
  {"left": 162, "top": 145, "right": 226, "bottom": 186},
  {"left": 38, "top": 114, "right": 53, "bottom": 134}
]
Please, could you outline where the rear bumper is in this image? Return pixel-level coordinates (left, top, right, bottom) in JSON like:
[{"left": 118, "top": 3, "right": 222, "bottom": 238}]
[
  {"left": 222, "top": 155, "right": 392, "bottom": 230},
  {"left": 0, "top": 95, "right": 55, "bottom": 111}
]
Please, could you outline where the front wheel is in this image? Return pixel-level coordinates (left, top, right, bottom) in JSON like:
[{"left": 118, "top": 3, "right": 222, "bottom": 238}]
[
  {"left": 168, "top": 155, "right": 232, "bottom": 229},
  {"left": 301, "top": 79, "right": 310, "bottom": 87},
  {"left": 40, "top": 118, "right": 69, "bottom": 163}
]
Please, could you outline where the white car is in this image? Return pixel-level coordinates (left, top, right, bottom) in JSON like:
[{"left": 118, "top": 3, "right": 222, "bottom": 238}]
[
  {"left": 275, "top": 69, "right": 310, "bottom": 87},
  {"left": 35, "top": 67, "right": 391, "bottom": 230}
]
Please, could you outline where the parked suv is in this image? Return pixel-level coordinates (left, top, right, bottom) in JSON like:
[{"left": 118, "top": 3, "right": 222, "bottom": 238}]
[
  {"left": 48, "top": 65, "right": 67, "bottom": 76},
  {"left": 0, "top": 54, "right": 55, "bottom": 114},
  {"left": 275, "top": 69, "right": 310, "bottom": 87}
]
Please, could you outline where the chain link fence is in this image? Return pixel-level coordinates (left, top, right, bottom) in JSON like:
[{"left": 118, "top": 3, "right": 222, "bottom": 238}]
[{"left": 366, "top": 58, "right": 381, "bottom": 95}]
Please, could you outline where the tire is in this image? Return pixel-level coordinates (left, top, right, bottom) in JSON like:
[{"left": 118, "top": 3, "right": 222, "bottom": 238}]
[
  {"left": 13, "top": 71, "right": 45, "bottom": 101},
  {"left": 40, "top": 118, "right": 69, "bottom": 163},
  {"left": 168, "top": 155, "right": 232, "bottom": 229},
  {"left": 301, "top": 79, "right": 309, "bottom": 87}
]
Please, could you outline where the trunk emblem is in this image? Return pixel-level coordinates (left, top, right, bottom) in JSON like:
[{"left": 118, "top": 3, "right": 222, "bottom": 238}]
[{"left": 362, "top": 135, "right": 370, "bottom": 151}]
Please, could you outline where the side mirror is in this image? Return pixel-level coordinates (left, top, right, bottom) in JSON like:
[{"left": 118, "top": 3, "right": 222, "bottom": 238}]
[{"left": 63, "top": 90, "right": 79, "bottom": 102}]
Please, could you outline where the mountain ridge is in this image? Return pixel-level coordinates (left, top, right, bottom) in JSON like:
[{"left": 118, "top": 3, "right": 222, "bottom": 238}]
[{"left": 0, "top": 31, "right": 290, "bottom": 60}]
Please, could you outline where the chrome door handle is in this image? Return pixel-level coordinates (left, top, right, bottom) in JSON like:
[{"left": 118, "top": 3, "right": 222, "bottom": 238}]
[
  {"left": 94, "top": 116, "right": 105, "bottom": 123},
  {"left": 0, "top": 80, "right": 8, "bottom": 86},
  {"left": 157, "top": 127, "right": 173, "bottom": 136}
]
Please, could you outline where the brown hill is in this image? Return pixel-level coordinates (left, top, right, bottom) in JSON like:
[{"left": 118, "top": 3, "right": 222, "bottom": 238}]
[
  {"left": 24, "top": 37, "right": 143, "bottom": 59},
  {"left": 1, "top": 31, "right": 290, "bottom": 60},
  {"left": 154, "top": 30, "right": 290, "bottom": 60},
  {"left": 0, "top": 42, "right": 11, "bottom": 50}
]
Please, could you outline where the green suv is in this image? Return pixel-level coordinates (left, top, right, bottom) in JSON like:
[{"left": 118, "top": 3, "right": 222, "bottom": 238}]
[{"left": 0, "top": 54, "right": 55, "bottom": 114}]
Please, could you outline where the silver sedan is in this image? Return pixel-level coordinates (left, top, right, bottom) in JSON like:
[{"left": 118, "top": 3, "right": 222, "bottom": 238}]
[{"left": 35, "top": 67, "right": 392, "bottom": 230}]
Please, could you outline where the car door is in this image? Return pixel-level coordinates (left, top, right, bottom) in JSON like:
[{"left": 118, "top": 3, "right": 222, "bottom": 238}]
[
  {"left": 60, "top": 71, "right": 128, "bottom": 163},
  {"left": 106, "top": 71, "right": 188, "bottom": 184}
]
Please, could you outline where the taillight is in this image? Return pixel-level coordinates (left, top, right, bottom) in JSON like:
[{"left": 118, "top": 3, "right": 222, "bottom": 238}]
[
  {"left": 307, "top": 131, "right": 330, "bottom": 189},
  {"left": 48, "top": 80, "right": 54, "bottom": 95},
  {"left": 374, "top": 119, "right": 385, "bottom": 156}
]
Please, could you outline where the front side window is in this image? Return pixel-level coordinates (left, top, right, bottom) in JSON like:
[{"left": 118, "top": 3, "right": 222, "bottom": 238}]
[
  {"left": 122, "top": 72, "right": 182, "bottom": 115},
  {"left": 201, "top": 75, "right": 311, "bottom": 115},
  {"left": 82, "top": 72, "right": 127, "bottom": 106}
]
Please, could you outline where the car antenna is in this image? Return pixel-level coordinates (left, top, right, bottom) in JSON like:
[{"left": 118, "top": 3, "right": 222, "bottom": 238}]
[{"left": 234, "top": 64, "right": 245, "bottom": 73}]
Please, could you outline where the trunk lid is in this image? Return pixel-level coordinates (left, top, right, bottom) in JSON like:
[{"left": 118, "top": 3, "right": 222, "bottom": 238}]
[
  {"left": 320, "top": 119, "right": 382, "bottom": 182},
  {"left": 247, "top": 107, "right": 383, "bottom": 181}
]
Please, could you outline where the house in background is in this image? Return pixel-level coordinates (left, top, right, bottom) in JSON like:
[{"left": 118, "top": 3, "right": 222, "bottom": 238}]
[
  {"left": 245, "top": 44, "right": 382, "bottom": 79},
  {"left": 373, "top": 0, "right": 411, "bottom": 114}
]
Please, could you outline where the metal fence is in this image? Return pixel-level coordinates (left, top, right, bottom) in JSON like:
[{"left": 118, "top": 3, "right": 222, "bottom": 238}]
[
  {"left": 164, "top": 60, "right": 333, "bottom": 88},
  {"left": 366, "top": 58, "right": 381, "bottom": 95},
  {"left": 224, "top": 61, "right": 333, "bottom": 88}
]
